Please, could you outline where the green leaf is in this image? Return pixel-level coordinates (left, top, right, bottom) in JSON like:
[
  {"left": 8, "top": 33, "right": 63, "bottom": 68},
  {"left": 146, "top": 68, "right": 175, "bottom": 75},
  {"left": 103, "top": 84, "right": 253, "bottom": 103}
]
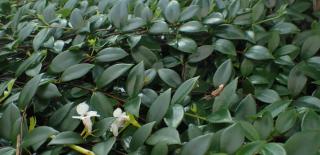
[
  {"left": 212, "top": 78, "right": 239, "bottom": 112},
  {"left": 70, "top": 8, "right": 84, "bottom": 29},
  {"left": 261, "top": 143, "right": 286, "bottom": 155},
  {"left": 188, "top": 45, "right": 214, "bottom": 63},
  {"left": 275, "top": 110, "right": 297, "bottom": 133},
  {"left": 147, "top": 89, "right": 171, "bottom": 124},
  {"left": 300, "top": 35, "right": 320, "bottom": 59},
  {"left": 132, "top": 46, "right": 158, "bottom": 68},
  {"left": 236, "top": 141, "right": 265, "bottom": 155},
  {"left": 213, "top": 59, "right": 233, "bottom": 87},
  {"left": 301, "top": 110, "right": 320, "bottom": 131},
  {"left": 254, "top": 112, "right": 274, "bottom": 139},
  {"left": 293, "top": 96, "right": 320, "bottom": 110},
  {"left": 240, "top": 59, "right": 254, "bottom": 76},
  {"left": 285, "top": 131, "right": 320, "bottom": 155},
  {"left": 164, "top": 0, "right": 180, "bottom": 23},
  {"left": 252, "top": 0, "right": 264, "bottom": 22},
  {"left": 245, "top": 45, "right": 274, "bottom": 60},
  {"left": 130, "top": 122, "right": 155, "bottom": 151},
  {"left": 288, "top": 66, "right": 307, "bottom": 97},
  {"left": 258, "top": 100, "right": 291, "bottom": 118},
  {"left": 235, "top": 94, "right": 257, "bottom": 120},
  {"left": 149, "top": 21, "right": 169, "bottom": 34},
  {"left": 179, "top": 21, "right": 203, "bottom": 33},
  {"left": 95, "top": 47, "right": 129, "bottom": 62},
  {"left": 215, "top": 24, "right": 246, "bottom": 40},
  {"left": 146, "top": 127, "right": 181, "bottom": 145},
  {"left": 61, "top": 63, "right": 94, "bottom": 82},
  {"left": 0, "top": 104, "right": 20, "bottom": 140},
  {"left": 49, "top": 51, "right": 84, "bottom": 73},
  {"left": 127, "top": 62, "right": 145, "bottom": 97},
  {"left": 239, "top": 121, "right": 261, "bottom": 141},
  {"left": 255, "top": 89, "right": 280, "bottom": 104},
  {"left": 93, "top": 137, "right": 116, "bottom": 155},
  {"left": 0, "top": 147, "right": 15, "bottom": 155},
  {"left": 48, "top": 131, "right": 83, "bottom": 145},
  {"left": 33, "top": 28, "right": 51, "bottom": 51},
  {"left": 109, "top": 0, "right": 128, "bottom": 28},
  {"left": 15, "top": 52, "right": 44, "bottom": 77},
  {"left": 151, "top": 143, "right": 168, "bottom": 155},
  {"left": 122, "top": 18, "right": 146, "bottom": 32},
  {"left": 179, "top": 5, "right": 199, "bottom": 22},
  {"left": 180, "top": 134, "right": 213, "bottom": 155},
  {"left": 93, "top": 117, "right": 115, "bottom": 137},
  {"left": 22, "top": 126, "right": 58, "bottom": 150},
  {"left": 158, "top": 68, "right": 182, "bottom": 88},
  {"left": 96, "top": 63, "right": 133, "bottom": 88},
  {"left": 171, "top": 77, "right": 199, "bottom": 104},
  {"left": 272, "top": 22, "right": 299, "bottom": 34},
  {"left": 175, "top": 38, "right": 197, "bottom": 53},
  {"left": 90, "top": 92, "right": 114, "bottom": 118},
  {"left": 203, "top": 12, "right": 224, "bottom": 25},
  {"left": 48, "top": 103, "right": 73, "bottom": 126},
  {"left": 213, "top": 39, "right": 236, "bottom": 56},
  {"left": 17, "top": 74, "right": 42, "bottom": 109},
  {"left": 124, "top": 96, "right": 141, "bottom": 117},
  {"left": 18, "top": 22, "right": 36, "bottom": 41},
  {"left": 220, "top": 123, "right": 244, "bottom": 154},
  {"left": 207, "top": 108, "right": 233, "bottom": 123},
  {"left": 37, "top": 83, "right": 62, "bottom": 99},
  {"left": 164, "top": 104, "right": 184, "bottom": 128},
  {"left": 274, "top": 45, "right": 299, "bottom": 57}
]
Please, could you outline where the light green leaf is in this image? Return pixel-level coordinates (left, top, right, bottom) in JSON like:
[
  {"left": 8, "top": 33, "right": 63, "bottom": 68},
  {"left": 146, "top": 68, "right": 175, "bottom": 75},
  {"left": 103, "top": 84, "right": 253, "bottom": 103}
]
[
  {"left": 188, "top": 45, "right": 214, "bottom": 63},
  {"left": 127, "top": 62, "right": 145, "bottom": 97},
  {"left": 130, "top": 122, "right": 155, "bottom": 151},
  {"left": 164, "top": 104, "right": 184, "bottom": 128},
  {"left": 179, "top": 5, "right": 199, "bottom": 22}
]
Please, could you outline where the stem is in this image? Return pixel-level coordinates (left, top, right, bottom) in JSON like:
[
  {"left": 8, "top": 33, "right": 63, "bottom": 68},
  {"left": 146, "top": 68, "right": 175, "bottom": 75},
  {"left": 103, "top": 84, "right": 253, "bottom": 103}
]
[
  {"left": 68, "top": 145, "right": 95, "bottom": 155},
  {"left": 185, "top": 112, "right": 208, "bottom": 121}
]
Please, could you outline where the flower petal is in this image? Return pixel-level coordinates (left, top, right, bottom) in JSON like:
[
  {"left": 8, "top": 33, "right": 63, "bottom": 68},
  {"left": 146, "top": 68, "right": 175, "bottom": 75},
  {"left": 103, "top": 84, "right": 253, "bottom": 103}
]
[
  {"left": 110, "top": 122, "right": 119, "bottom": 136},
  {"left": 113, "top": 108, "right": 123, "bottom": 117},
  {"left": 87, "top": 111, "right": 100, "bottom": 117},
  {"left": 72, "top": 116, "right": 84, "bottom": 119},
  {"left": 82, "top": 117, "right": 93, "bottom": 134},
  {"left": 76, "top": 102, "right": 89, "bottom": 115}
]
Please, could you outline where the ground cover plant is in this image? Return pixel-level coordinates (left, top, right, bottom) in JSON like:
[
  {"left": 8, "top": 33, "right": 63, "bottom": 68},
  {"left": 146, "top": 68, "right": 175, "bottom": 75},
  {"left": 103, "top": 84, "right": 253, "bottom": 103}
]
[{"left": 1, "top": 0, "right": 320, "bottom": 154}]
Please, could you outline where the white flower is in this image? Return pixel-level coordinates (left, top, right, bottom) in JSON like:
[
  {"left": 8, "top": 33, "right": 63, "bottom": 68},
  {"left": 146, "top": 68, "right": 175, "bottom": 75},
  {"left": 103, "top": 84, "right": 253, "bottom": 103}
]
[
  {"left": 110, "top": 108, "right": 129, "bottom": 136},
  {"left": 72, "top": 102, "right": 100, "bottom": 134}
]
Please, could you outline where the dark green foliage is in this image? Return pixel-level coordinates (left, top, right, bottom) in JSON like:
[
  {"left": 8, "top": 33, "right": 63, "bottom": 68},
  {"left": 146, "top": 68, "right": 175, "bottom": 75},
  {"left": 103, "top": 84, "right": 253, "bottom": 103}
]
[{"left": 0, "top": 0, "right": 320, "bottom": 154}]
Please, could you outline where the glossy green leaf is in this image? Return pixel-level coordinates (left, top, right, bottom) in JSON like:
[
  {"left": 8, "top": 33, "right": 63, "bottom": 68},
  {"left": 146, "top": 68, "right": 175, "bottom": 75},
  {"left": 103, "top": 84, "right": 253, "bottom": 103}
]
[
  {"left": 164, "top": 104, "right": 184, "bottom": 128},
  {"left": 146, "top": 127, "right": 181, "bottom": 145},
  {"left": 245, "top": 46, "right": 274, "bottom": 60},
  {"left": 158, "top": 68, "right": 182, "bottom": 88},
  {"left": 181, "top": 134, "right": 213, "bottom": 155},
  {"left": 90, "top": 92, "right": 114, "bottom": 118},
  {"left": 127, "top": 62, "right": 145, "bottom": 97},
  {"left": 147, "top": 89, "right": 171, "bottom": 124},
  {"left": 164, "top": 0, "right": 180, "bottom": 23},
  {"left": 17, "top": 74, "right": 42, "bottom": 109},
  {"left": 48, "top": 131, "right": 83, "bottom": 145},
  {"left": 61, "top": 63, "right": 94, "bottom": 82},
  {"left": 213, "top": 59, "right": 233, "bottom": 87},
  {"left": 213, "top": 39, "right": 236, "bottom": 56},
  {"left": 49, "top": 51, "right": 83, "bottom": 73},
  {"left": 93, "top": 137, "right": 116, "bottom": 155},
  {"left": 130, "top": 122, "right": 155, "bottom": 151},
  {"left": 188, "top": 45, "right": 213, "bottom": 63},
  {"left": 171, "top": 77, "right": 199, "bottom": 104},
  {"left": 96, "top": 63, "right": 133, "bottom": 88},
  {"left": 95, "top": 47, "right": 129, "bottom": 62}
]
